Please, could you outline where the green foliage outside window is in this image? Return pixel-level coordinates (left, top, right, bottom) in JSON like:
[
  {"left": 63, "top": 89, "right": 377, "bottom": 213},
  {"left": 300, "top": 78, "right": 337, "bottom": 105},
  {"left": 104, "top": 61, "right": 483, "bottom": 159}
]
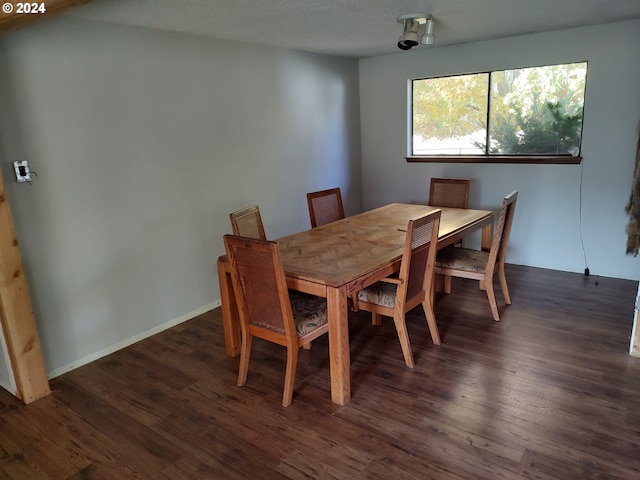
[{"left": 411, "top": 62, "right": 587, "bottom": 157}]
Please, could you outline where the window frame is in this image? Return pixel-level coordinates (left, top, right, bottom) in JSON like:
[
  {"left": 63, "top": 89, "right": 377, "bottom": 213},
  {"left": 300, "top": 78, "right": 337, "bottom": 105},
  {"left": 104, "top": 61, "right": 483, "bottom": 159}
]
[{"left": 406, "top": 63, "right": 587, "bottom": 165}]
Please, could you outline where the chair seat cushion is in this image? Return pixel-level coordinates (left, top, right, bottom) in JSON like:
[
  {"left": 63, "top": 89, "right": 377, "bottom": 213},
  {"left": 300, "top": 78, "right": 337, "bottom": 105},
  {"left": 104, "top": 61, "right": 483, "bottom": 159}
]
[
  {"left": 289, "top": 291, "right": 328, "bottom": 335},
  {"left": 436, "top": 246, "right": 489, "bottom": 273},
  {"left": 357, "top": 282, "right": 397, "bottom": 308}
]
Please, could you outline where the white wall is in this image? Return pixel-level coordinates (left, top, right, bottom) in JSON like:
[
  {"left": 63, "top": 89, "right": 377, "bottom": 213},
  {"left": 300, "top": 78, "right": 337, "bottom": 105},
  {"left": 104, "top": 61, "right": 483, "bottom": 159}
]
[
  {"left": 0, "top": 17, "right": 361, "bottom": 377},
  {"left": 360, "top": 20, "right": 640, "bottom": 281}
]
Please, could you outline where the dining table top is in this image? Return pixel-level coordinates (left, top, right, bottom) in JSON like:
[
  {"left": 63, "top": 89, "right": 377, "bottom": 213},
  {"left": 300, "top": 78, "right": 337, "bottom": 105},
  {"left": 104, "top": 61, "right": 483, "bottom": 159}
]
[{"left": 277, "top": 203, "right": 494, "bottom": 290}]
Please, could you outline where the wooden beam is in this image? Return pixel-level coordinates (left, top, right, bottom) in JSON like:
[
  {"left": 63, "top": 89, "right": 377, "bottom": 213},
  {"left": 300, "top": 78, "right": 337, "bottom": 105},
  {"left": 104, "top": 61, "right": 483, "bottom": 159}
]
[
  {"left": 0, "top": 0, "right": 94, "bottom": 33},
  {"left": 0, "top": 166, "right": 49, "bottom": 403}
]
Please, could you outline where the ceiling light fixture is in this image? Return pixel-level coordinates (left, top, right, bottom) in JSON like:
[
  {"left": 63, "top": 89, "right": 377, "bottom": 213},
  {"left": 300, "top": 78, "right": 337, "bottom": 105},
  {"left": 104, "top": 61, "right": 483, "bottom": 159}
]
[{"left": 397, "top": 14, "right": 436, "bottom": 50}]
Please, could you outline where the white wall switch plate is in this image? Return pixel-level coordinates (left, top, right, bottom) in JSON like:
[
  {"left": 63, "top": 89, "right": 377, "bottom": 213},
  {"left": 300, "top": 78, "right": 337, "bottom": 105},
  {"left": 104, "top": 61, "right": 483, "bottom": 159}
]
[{"left": 13, "top": 161, "right": 31, "bottom": 183}]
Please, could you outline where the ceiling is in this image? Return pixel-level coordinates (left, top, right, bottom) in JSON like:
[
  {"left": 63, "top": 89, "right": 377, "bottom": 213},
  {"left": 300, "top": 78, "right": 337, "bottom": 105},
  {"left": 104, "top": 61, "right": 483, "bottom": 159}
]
[{"left": 61, "top": 0, "right": 640, "bottom": 57}]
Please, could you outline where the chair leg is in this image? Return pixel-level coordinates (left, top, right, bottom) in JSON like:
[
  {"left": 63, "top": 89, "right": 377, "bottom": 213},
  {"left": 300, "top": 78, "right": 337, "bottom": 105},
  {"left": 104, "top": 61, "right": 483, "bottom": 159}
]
[
  {"left": 422, "top": 300, "right": 441, "bottom": 345},
  {"left": 282, "top": 345, "right": 299, "bottom": 407},
  {"left": 485, "top": 278, "right": 501, "bottom": 321},
  {"left": 350, "top": 293, "right": 359, "bottom": 312},
  {"left": 237, "top": 334, "right": 252, "bottom": 386},
  {"left": 498, "top": 262, "right": 511, "bottom": 305},
  {"left": 371, "top": 312, "right": 382, "bottom": 326},
  {"left": 392, "top": 314, "right": 414, "bottom": 368}
]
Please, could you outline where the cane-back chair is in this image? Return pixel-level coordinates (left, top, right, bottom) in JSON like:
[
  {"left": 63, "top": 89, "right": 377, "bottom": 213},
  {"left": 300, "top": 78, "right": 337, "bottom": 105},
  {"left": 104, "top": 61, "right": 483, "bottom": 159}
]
[
  {"left": 351, "top": 209, "right": 442, "bottom": 368},
  {"left": 229, "top": 205, "right": 266, "bottom": 240},
  {"left": 306, "top": 188, "right": 345, "bottom": 228},
  {"left": 435, "top": 190, "right": 518, "bottom": 322},
  {"left": 428, "top": 178, "right": 471, "bottom": 210},
  {"left": 224, "top": 234, "right": 329, "bottom": 406}
]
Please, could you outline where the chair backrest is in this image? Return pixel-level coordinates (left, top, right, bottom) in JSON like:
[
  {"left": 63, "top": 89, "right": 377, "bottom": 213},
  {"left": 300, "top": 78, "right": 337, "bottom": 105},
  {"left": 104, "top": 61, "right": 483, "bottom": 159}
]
[
  {"left": 306, "top": 188, "right": 345, "bottom": 228},
  {"left": 223, "top": 235, "right": 296, "bottom": 340},
  {"left": 398, "top": 209, "right": 442, "bottom": 304},
  {"left": 429, "top": 178, "right": 471, "bottom": 209},
  {"left": 229, "top": 205, "right": 266, "bottom": 240},
  {"left": 487, "top": 191, "right": 518, "bottom": 271}
]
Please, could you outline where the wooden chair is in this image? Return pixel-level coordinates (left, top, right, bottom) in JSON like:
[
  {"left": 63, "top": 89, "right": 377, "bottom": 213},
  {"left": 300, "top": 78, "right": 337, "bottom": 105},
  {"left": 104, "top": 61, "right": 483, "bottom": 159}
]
[
  {"left": 351, "top": 209, "right": 441, "bottom": 368},
  {"left": 223, "top": 234, "right": 329, "bottom": 407},
  {"left": 229, "top": 205, "right": 266, "bottom": 240},
  {"left": 428, "top": 177, "right": 471, "bottom": 209},
  {"left": 428, "top": 177, "right": 471, "bottom": 293},
  {"left": 435, "top": 190, "right": 518, "bottom": 322},
  {"left": 306, "top": 188, "right": 345, "bottom": 228}
]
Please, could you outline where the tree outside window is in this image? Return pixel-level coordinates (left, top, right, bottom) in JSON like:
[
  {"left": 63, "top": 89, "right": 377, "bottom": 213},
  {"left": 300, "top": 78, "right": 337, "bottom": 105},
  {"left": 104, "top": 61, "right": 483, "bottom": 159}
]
[{"left": 411, "top": 62, "right": 587, "bottom": 161}]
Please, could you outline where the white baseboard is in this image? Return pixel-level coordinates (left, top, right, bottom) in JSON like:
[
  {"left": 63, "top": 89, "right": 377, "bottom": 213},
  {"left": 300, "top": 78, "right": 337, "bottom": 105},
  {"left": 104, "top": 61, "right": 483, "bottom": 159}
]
[
  {"left": 46, "top": 301, "right": 221, "bottom": 379},
  {"left": 0, "top": 378, "right": 16, "bottom": 397}
]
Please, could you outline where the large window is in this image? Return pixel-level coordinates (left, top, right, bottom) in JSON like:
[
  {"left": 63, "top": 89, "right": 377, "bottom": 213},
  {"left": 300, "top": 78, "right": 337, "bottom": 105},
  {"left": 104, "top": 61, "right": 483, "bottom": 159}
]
[{"left": 409, "top": 62, "right": 587, "bottom": 163}]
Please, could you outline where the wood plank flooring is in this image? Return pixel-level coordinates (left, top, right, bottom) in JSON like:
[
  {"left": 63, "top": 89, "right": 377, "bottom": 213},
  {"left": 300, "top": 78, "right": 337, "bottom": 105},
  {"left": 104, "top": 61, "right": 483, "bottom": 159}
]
[{"left": 1, "top": 264, "right": 639, "bottom": 479}]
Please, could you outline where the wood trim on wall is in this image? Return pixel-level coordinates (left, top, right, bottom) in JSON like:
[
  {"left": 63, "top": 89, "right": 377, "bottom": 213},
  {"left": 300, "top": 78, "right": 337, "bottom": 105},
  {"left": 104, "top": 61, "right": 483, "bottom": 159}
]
[
  {"left": 0, "top": 0, "right": 94, "bottom": 33},
  {"left": 0, "top": 167, "right": 49, "bottom": 403}
]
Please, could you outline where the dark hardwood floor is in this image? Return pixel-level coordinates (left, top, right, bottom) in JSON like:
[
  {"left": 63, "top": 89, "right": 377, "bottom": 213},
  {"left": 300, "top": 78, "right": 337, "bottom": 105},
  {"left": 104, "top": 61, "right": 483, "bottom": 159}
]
[{"left": 1, "top": 265, "right": 639, "bottom": 479}]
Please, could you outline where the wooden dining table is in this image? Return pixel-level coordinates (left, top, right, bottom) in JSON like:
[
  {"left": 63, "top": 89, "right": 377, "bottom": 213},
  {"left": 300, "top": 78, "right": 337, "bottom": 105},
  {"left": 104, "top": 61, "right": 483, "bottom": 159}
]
[{"left": 217, "top": 203, "right": 494, "bottom": 405}]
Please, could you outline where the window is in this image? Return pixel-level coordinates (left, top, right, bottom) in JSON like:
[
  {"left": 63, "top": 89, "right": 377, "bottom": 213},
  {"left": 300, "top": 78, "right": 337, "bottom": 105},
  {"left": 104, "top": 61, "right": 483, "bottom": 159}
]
[{"left": 409, "top": 62, "right": 587, "bottom": 164}]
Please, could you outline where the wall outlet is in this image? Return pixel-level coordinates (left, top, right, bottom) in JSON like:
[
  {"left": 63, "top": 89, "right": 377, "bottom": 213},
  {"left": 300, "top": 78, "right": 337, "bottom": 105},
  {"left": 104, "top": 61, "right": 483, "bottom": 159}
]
[{"left": 13, "top": 161, "right": 31, "bottom": 183}]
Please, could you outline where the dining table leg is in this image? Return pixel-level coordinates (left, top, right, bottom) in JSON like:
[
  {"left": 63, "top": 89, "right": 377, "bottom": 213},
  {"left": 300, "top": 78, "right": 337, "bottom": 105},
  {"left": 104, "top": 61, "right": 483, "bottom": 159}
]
[
  {"left": 326, "top": 285, "right": 351, "bottom": 405},
  {"left": 481, "top": 221, "right": 493, "bottom": 252}
]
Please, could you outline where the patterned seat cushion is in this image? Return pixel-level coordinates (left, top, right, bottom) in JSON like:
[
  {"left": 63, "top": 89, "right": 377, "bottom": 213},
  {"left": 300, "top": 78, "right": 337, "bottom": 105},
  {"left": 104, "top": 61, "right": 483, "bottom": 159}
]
[
  {"left": 357, "top": 281, "right": 398, "bottom": 308},
  {"left": 289, "top": 291, "right": 328, "bottom": 335},
  {"left": 436, "top": 246, "right": 489, "bottom": 273}
]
